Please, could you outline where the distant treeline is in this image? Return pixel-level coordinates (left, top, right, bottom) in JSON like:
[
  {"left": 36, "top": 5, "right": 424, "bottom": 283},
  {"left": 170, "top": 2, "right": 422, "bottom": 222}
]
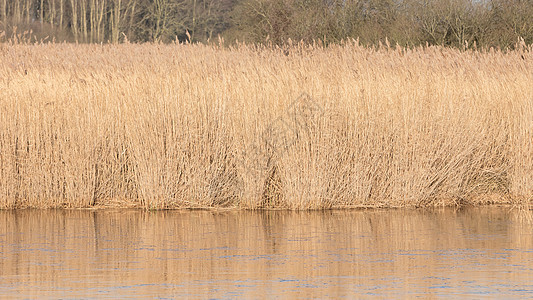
[{"left": 1, "top": 0, "right": 533, "bottom": 48}]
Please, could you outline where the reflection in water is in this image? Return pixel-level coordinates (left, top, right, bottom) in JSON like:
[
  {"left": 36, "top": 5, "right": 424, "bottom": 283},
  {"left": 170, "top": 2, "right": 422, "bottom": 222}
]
[{"left": 0, "top": 208, "right": 532, "bottom": 298}]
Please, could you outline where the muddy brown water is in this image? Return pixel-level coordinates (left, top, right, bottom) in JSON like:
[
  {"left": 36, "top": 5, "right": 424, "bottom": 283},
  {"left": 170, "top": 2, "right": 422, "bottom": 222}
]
[{"left": 0, "top": 208, "right": 532, "bottom": 298}]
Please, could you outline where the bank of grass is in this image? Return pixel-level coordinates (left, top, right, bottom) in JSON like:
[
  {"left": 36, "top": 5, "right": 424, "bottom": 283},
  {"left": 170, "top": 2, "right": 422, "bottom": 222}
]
[{"left": 0, "top": 42, "right": 532, "bottom": 209}]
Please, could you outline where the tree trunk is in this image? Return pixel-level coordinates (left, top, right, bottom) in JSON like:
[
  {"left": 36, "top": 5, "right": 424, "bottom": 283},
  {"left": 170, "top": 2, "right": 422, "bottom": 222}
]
[
  {"left": 89, "top": 0, "right": 94, "bottom": 42},
  {"left": 70, "top": 0, "right": 78, "bottom": 41},
  {"left": 89, "top": 0, "right": 96, "bottom": 43},
  {"left": 59, "top": 0, "right": 64, "bottom": 30},
  {"left": 192, "top": 0, "right": 197, "bottom": 41},
  {"left": 49, "top": 0, "right": 55, "bottom": 28},
  {"left": 24, "top": 0, "right": 31, "bottom": 25},
  {"left": 13, "top": 0, "right": 21, "bottom": 25},
  {"left": 81, "top": 0, "right": 88, "bottom": 42},
  {"left": 127, "top": 0, "right": 136, "bottom": 40},
  {"left": 111, "top": 0, "right": 121, "bottom": 43},
  {"left": 40, "top": 0, "right": 44, "bottom": 25},
  {"left": 96, "top": 0, "right": 105, "bottom": 42},
  {"left": 1, "top": 0, "right": 7, "bottom": 29}
]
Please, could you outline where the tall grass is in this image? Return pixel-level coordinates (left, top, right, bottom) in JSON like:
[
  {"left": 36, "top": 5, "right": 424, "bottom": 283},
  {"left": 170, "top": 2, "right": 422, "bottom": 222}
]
[{"left": 0, "top": 42, "right": 532, "bottom": 209}]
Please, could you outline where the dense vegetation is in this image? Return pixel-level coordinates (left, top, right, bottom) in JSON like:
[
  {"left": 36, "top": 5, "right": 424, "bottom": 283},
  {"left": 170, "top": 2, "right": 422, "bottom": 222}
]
[
  {"left": 1, "top": 0, "right": 533, "bottom": 48},
  {"left": 1, "top": 42, "right": 532, "bottom": 209}
]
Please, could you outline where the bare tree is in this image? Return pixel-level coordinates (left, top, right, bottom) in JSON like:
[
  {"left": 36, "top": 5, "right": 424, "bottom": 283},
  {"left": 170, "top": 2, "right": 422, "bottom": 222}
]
[
  {"left": 23, "top": 0, "right": 32, "bottom": 24},
  {"left": 110, "top": 0, "right": 122, "bottom": 43},
  {"left": 96, "top": 0, "right": 106, "bottom": 42},
  {"left": 137, "top": 0, "right": 185, "bottom": 42},
  {"left": 125, "top": 0, "right": 137, "bottom": 40},
  {"left": 48, "top": 0, "right": 55, "bottom": 28},
  {"left": 13, "top": 0, "right": 21, "bottom": 25},
  {"left": 40, "top": 0, "right": 44, "bottom": 25},
  {"left": 70, "top": 0, "right": 79, "bottom": 41},
  {"left": 59, "top": 0, "right": 64, "bottom": 29},
  {"left": 1, "top": 0, "right": 7, "bottom": 28}
]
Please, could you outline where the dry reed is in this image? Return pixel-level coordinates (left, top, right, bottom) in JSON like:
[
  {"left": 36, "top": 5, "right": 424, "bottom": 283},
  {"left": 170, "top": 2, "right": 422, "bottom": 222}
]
[{"left": 0, "top": 42, "right": 532, "bottom": 209}]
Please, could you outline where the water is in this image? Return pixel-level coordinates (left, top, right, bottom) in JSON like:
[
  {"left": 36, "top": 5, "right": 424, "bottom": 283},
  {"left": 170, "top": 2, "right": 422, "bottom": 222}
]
[{"left": 0, "top": 208, "right": 532, "bottom": 298}]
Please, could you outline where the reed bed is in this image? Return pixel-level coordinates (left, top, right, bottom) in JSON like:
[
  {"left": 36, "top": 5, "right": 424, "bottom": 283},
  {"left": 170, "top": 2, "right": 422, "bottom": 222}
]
[{"left": 0, "top": 42, "right": 532, "bottom": 209}]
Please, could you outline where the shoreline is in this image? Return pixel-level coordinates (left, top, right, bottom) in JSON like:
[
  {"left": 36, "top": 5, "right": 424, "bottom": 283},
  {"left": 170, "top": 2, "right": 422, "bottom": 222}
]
[{"left": 3, "top": 197, "right": 530, "bottom": 210}]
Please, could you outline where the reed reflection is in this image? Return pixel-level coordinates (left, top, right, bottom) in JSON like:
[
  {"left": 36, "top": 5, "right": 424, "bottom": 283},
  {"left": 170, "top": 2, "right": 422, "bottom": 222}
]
[{"left": 0, "top": 208, "right": 531, "bottom": 298}]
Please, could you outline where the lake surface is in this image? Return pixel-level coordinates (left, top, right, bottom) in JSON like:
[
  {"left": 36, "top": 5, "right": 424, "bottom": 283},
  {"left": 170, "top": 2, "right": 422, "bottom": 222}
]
[{"left": 0, "top": 208, "right": 532, "bottom": 298}]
